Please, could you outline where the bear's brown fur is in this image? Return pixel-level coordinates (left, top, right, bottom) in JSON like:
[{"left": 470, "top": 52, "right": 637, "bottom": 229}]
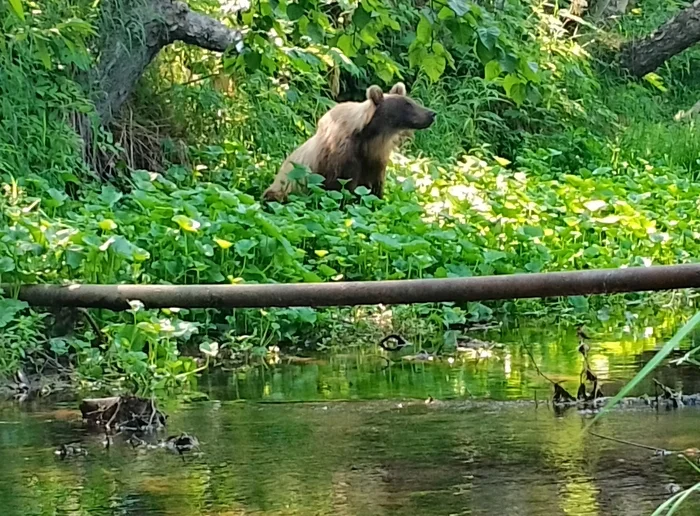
[{"left": 262, "top": 82, "right": 435, "bottom": 202}]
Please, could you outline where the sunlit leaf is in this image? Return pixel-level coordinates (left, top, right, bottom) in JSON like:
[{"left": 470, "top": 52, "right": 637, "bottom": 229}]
[
  {"left": 98, "top": 219, "right": 117, "bottom": 231},
  {"left": 215, "top": 238, "right": 233, "bottom": 250},
  {"left": 416, "top": 16, "right": 432, "bottom": 44},
  {"left": 8, "top": 0, "right": 25, "bottom": 21},
  {"left": 584, "top": 200, "right": 607, "bottom": 212},
  {"left": 200, "top": 341, "right": 219, "bottom": 358},
  {"left": 172, "top": 214, "right": 200, "bottom": 232},
  {"left": 484, "top": 60, "right": 501, "bottom": 81}
]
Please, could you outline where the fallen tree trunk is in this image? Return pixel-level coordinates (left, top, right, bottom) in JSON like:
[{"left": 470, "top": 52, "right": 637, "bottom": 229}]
[
  {"left": 621, "top": 0, "right": 700, "bottom": 77},
  {"left": 92, "top": 0, "right": 243, "bottom": 124},
  {"left": 6, "top": 263, "right": 700, "bottom": 311}
]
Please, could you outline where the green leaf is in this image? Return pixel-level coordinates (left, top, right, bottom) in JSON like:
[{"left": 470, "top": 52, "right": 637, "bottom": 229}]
[
  {"left": 502, "top": 74, "right": 523, "bottom": 101},
  {"left": 370, "top": 233, "right": 401, "bottom": 250},
  {"left": 34, "top": 39, "right": 51, "bottom": 69},
  {"left": 0, "top": 299, "right": 27, "bottom": 328},
  {"left": 475, "top": 40, "right": 496, "bottom": 64},
  {"left": 172, "top": 214, "right": 200, "bottom": 232},
  {"left": 286, "top": 3, "right": 304, "bottom": 21},
  {"left": 484, "top": 60, "right": 501, "bottom": 81},
  {"left": 438, "top": 6, "right": 454, "bottom": 20},
  {"left": 476, "top": 26, "right": 499, "bottom": 51},
  {"left": 509, "top": 82, "right": 527, "bottom": 106},
  {"left": 8, "top": 0, "right": 25, "bottom": 21},
  {"left": 590, "top": 311, "right": 700, "bottom": 427},
  {"left": 447, "top": 0, "right": 471, "bottom": 16},
  {"left": 98, "top": 219, "right": 117, "bottom": 231},
  {"left": 520, "top": 60, "right": 540, "bottom": 82},
  {"left": 50, "top": 338, "right": 69, "bottom": 356},
  {"left": 416, "top": 16, "right": 432, "bottom": 44},
  {"left": 421, "top": 53, "right": 446, "bottom": 82},
  {"left": 336, "top": 34, "right": 356, "bottom": 58},
  {"left": 200, "top": 341, "right": 219, "bottom": 358},
  {"left": 235, "top": 239, "right": 256, "bottom": 256},
  {"left": 65, "top": 250, "right": 85, "bottom": 269},
  {"left": 352, "top": 5, "right": 371, "bottom": 29},
  {"left": 99, "top": 186, "right": 123, "bottom": 207},
  {"left": 643, "top": 72, "right": 667, "bottom": 92},
  {"left": 483, "top": 250, "right": 506, "bottom": 263},
  {"left": 0, "top": 257, "right": 15, "bottom": 273}
]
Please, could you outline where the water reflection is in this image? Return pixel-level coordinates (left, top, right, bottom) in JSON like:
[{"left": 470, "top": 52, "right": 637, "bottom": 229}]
[
  {"left": 205, "top": 321, "right": 700, "bottom": 403},
  {"left": 1, "top": 401, "right": 700, "bottom": 515},
  {"left": 1, "top": 318, "right": 700, "bottom": 515}
]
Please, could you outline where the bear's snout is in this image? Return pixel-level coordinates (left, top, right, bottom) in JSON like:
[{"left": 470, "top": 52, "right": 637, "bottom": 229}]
[{"left": 416, "top": 110, "right": 436, "bottom": 129}]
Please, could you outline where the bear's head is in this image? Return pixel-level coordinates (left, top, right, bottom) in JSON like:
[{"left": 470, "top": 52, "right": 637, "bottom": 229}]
[{"left": 364, "top": 82, "right": 436, "bottom": 133}]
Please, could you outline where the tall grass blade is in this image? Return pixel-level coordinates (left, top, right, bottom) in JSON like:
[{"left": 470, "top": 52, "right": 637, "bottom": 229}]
[
  {"left": 589, "top": 311, "right": 700, "bottom": 427},
  {"left": 651, "top": 481, "right": 700, "bottom": 516},
  {"left": 8, "top": 0, "right": 25, "bottom": 20}
]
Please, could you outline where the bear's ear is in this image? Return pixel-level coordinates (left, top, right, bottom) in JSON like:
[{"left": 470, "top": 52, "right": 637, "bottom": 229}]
[
  {"left": 389, "top": 82, "right": 407, "bottom": 96},
  {"left": 367, "top": 85, "right": 384, "bottom": 105}
]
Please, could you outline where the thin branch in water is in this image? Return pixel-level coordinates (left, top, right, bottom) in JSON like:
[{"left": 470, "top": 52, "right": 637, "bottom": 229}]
[{"left": 588, "top": 430, "right": 673, "bottom": 454}]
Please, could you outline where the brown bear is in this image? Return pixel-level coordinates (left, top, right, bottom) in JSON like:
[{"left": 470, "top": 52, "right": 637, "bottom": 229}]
[{"left": 262, "top": 82, "right": 436, "bottom": 202}]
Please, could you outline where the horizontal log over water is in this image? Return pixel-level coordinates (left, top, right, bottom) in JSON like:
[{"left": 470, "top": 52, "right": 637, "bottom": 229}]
[{"left": 4, "top": 264, "right": 700, "bottom": 311}]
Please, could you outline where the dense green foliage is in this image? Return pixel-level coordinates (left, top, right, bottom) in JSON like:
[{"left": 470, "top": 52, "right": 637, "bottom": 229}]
[{"left": 2, "top": 0, "right": 700, "bottom": 392}]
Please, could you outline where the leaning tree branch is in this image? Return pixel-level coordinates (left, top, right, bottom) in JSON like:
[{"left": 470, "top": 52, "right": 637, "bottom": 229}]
[
  {"left": 93, "top": 0, "right": 243, "bottom": 124},
  {"left": 621, "top": 0, "right": 700, "bottom": 77}
]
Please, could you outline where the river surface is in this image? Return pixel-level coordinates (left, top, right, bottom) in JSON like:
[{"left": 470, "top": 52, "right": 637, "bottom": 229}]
[{"left": 2, "top": 318, "right": 700, "bottom": 515}]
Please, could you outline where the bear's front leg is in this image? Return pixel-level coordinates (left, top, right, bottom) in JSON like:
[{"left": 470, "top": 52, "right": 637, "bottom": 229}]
[{"left": 370, "top": 180, "right": 384, "bottom": 199}]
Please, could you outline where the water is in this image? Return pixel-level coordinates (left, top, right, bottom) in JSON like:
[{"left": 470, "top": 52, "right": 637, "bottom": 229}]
[{"left": 2, "top": 320, "right": 700, "bottom": 515}]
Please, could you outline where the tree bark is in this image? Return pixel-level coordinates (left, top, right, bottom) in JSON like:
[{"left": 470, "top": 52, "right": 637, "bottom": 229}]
[
  {"left": 621, "top": 0, "right": 700, "bottom": 77},
  {"left": 93, "top": 0, "right": 243, "bottom": 124}
]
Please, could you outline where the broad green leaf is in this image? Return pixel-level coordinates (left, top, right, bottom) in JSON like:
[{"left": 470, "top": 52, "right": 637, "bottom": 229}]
[
  {"left": 509, "top": 82, "right": 527, "bottom": 105},
  {"left": 448, "top": 0, "right": 471, "bottom": 16},
  {"left": 214, "top": 238, "right": 233, "bottom": 249},
  {"left": 0, "top": 257, "right": 15, "bottom": 273},
  {"left": 438, "top": 6, "right": 454, "bottom": 20},
  {"left": 235, "top": 239, "right": 256, "bottom": 256},
  {"left": 584, "top": 200, "right": 607, "bottom": 212},
  {"left": 484, "top": 60, "right": 501, "bottom": 81},
  {"left": 421, "top": 53, "right": 446, "bottom": 82},
  {"left": 352, "top": 5, "right": 371, "bottom": 29},
  {"left": 99, "top": 186, "right": 123, "bottom": 207},
  {"left": 172, "top": 214, "right": 200, "bottom": 232},
  {"left": 476, "top": 26, "right": 499, "bottom": 51},
  {"left": 337, "top": 34, "right": 356, "bottom": 58},
  {"left": 200, "top": 341, "right": 220, "bottom": 358},
  {"left": 98, "top": 219, "right": 117, "bottom": 231},
  {"left": 502, "top": 74, "right": 522, "bottom": 98},
  {"left": 483, "top": 250, "right": 507, "bottom": 263},
  {"left": 370, "top": 233, "right": 401, "bottom": 249},
  {"left": 0, "top": 299, "right": 27, "bottom": 328},
  {"left": 416, "top": 16, "right": 432, "bottom": 44},
  {"left": 286, "top": 3, "right": 304, "bottom": 21}
]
